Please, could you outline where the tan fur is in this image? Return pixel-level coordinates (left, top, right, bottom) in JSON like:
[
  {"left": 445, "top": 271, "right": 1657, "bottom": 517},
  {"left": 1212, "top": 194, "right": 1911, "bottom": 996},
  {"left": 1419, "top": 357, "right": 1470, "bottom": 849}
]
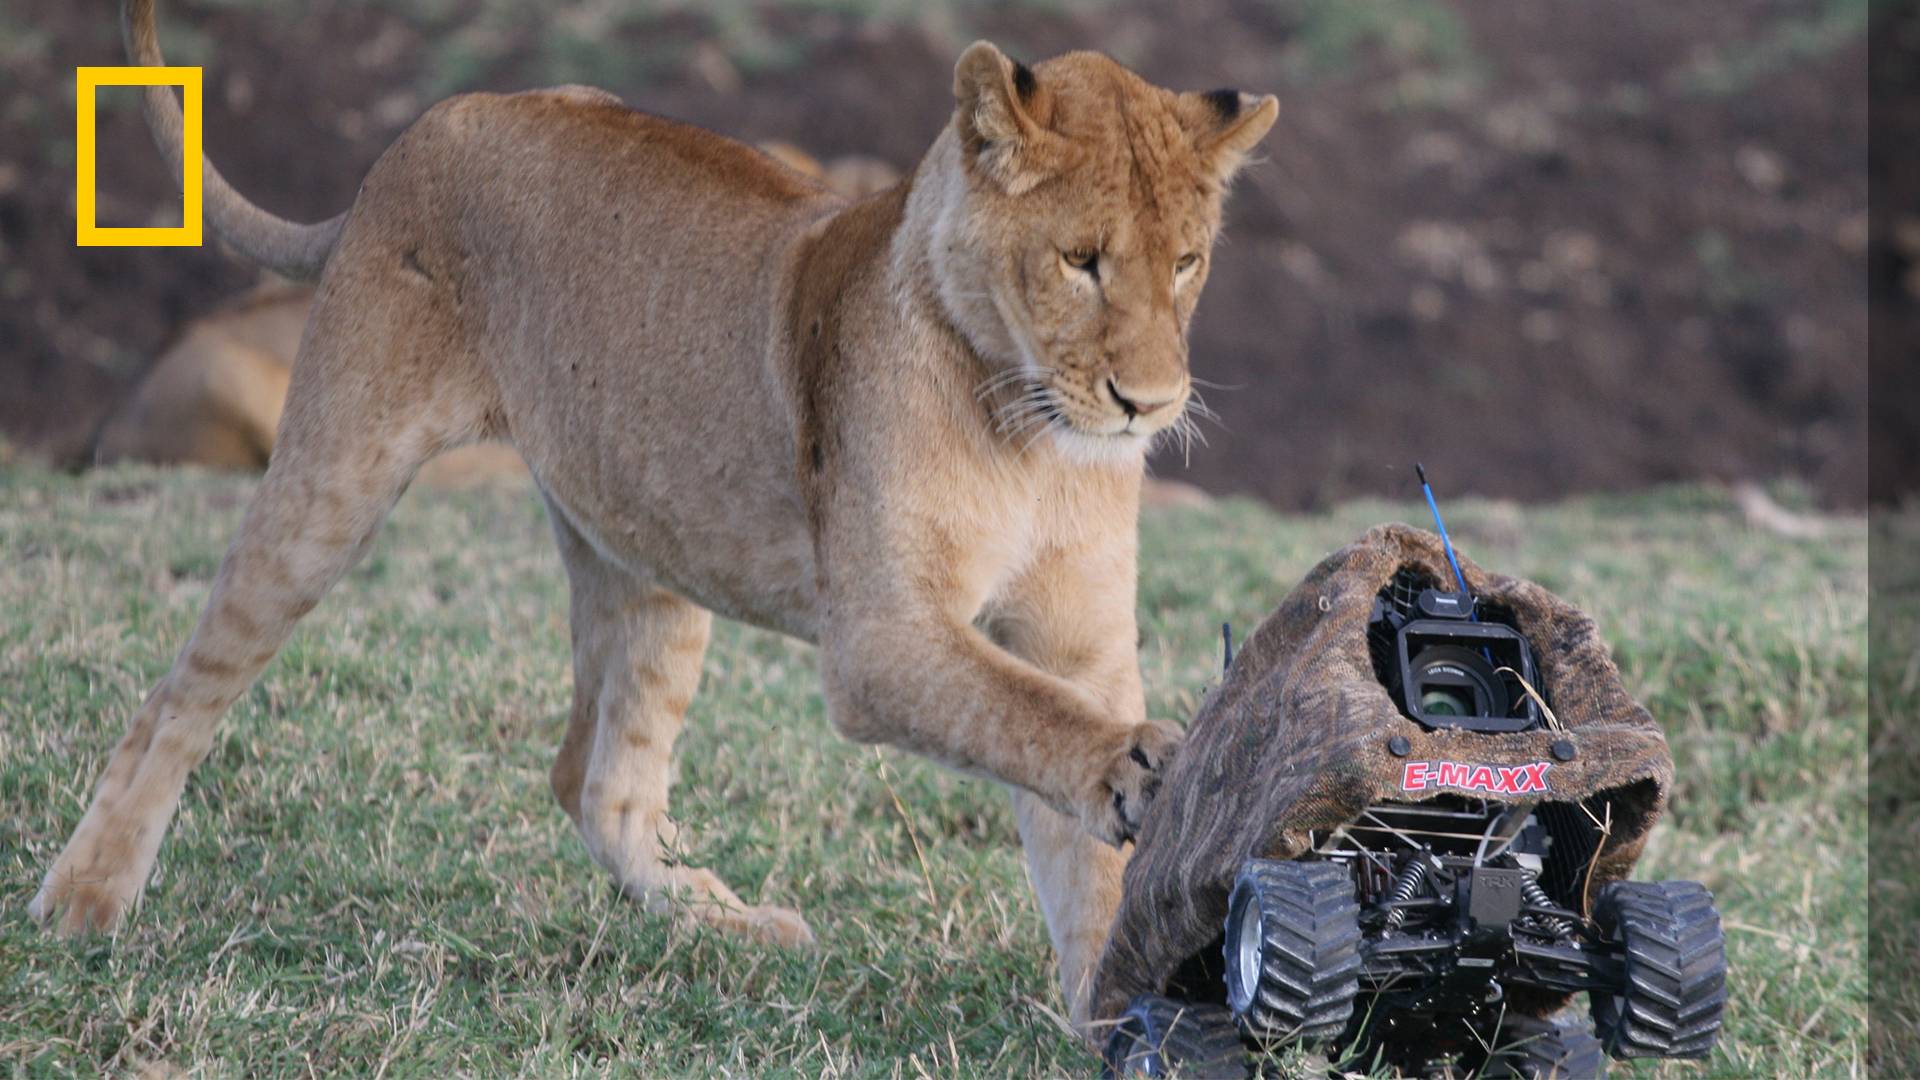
[{"left": 37, "top": 2, "right": 1275, "bottom": 1034}]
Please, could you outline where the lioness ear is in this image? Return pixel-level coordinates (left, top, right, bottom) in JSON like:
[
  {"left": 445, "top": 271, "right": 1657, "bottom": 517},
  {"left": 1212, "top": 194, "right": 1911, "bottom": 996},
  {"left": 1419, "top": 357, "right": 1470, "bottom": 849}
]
[
  {"left": 953, "top": 41, "right": 1064, "bottom": 195},
  {"left": 1180, "top": 89, "right": 1280, "bottom": 187}
]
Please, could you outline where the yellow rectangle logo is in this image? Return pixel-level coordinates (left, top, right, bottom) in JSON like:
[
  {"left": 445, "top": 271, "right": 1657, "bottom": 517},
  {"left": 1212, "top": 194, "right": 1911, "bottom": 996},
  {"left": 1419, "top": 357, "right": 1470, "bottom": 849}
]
[{"left": 76, "top": 65, "right": 202, "bottom": 247}]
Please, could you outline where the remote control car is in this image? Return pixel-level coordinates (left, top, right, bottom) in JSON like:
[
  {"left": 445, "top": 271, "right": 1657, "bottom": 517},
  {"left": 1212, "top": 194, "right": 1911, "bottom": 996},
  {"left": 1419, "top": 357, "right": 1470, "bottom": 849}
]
[{"left": 1095, "top": 510, "right": 1726, "bottom": 1079}]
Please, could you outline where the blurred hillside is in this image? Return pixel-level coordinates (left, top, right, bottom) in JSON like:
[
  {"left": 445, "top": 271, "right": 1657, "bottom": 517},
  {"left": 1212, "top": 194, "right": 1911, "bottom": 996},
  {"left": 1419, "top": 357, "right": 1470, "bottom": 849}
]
[{"left": 0, "top": 0, "right": 1867, "bottom": 508}]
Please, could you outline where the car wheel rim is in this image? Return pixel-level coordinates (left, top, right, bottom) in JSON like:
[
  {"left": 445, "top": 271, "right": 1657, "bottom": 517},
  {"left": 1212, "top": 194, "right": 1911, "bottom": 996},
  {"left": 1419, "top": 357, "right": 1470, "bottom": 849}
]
[{"left": 1234, "top": 898, "right": 1263, "bottom": 1007}]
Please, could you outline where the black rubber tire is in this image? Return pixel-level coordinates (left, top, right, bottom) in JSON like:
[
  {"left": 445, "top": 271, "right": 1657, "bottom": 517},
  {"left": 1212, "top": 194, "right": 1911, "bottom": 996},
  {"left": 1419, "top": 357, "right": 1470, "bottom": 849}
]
[
  {"left": 1221, "top": 859, "right": 1362, "bottom": 1044},
  {"left": 1102, "top": 994, "right": 1251, "bottom": 1079},
  {"left": 1588, "top": 880, "right": 1727, "bottom": 1060},
  {"left": 1482, "top": 1014, "right": 1609, "bottom": 1079}
]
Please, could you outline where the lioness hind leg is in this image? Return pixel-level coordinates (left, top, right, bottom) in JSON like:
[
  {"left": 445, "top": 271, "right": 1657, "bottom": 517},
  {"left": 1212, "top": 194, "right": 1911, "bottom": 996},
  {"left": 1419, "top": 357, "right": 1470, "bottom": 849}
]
[
  {"left": 546, "top": 506, "right": 814, "bottom": 948},
  {"left": 31, "top": 452, "right": 414, "bottom": 934},
  {"left": 31, "top": 279, "right": 469, "bottom": 935}
]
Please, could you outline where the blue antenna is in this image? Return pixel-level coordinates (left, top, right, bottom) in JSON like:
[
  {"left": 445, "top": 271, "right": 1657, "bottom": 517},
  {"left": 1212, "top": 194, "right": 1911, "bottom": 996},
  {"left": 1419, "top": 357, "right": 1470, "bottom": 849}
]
[{"left": 1416, "top": 463, "right": 1473, "bottom": 607}]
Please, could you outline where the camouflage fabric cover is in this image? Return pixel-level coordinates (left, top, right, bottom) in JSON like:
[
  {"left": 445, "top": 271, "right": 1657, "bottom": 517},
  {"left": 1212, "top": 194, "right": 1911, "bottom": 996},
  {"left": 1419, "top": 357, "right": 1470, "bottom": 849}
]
[{"left": 1091, "top": 523, "right": 1674, "bottom": 1023}]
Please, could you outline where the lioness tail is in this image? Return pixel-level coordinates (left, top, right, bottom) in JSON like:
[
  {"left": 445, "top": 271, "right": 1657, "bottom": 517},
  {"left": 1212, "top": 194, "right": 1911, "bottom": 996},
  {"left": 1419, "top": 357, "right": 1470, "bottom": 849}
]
[{"left": 122, "top": 0, "right": 345, "bottom": 280}]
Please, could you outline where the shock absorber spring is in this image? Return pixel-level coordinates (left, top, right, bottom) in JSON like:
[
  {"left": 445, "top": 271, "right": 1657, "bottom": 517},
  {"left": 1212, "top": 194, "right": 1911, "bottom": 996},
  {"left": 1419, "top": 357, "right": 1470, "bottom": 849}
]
[
  {"left": 1382, "top": 855, "right": 1432, "bottom": 931},
  {"left": 1520, "top": 874, "right": 1575, "bottom": 937}
]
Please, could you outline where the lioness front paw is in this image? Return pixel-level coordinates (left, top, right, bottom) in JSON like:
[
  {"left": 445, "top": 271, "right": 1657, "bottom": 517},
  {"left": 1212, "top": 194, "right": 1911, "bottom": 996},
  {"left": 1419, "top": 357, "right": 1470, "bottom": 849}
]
[{"left": 1081, "top": 720, "right": 1183, "bottom": 846}]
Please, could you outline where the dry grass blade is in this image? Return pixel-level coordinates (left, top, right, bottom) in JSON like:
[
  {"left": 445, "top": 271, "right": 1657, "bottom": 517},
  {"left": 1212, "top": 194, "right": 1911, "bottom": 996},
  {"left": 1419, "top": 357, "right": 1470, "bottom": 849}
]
[{"left": 874, "top": 747, "right": 939, "bottom": 909}]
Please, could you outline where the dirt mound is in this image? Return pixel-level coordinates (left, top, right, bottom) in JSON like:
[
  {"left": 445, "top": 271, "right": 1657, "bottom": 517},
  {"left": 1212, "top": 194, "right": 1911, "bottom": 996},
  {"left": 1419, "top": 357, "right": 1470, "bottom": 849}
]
[{"left": 1, "top": 0, "right": 1865, "bottom": 507}]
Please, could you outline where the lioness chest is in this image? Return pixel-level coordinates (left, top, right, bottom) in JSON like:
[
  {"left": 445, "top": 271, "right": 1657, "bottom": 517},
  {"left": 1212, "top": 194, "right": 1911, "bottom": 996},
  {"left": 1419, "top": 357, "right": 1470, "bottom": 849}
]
[{"left": 531, "top": 409, "right": 1085, "bottom": 649}]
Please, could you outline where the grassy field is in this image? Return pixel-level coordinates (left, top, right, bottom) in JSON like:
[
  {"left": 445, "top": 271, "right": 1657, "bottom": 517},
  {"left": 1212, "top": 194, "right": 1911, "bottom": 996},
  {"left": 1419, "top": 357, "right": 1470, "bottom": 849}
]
[{"left": 0, "top": 467, "right": 1866, "bottom": 1076}]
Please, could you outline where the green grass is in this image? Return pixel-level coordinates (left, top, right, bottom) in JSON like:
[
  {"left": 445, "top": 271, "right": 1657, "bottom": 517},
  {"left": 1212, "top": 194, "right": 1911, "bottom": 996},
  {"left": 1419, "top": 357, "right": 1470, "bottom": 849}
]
[{"left": 0, "top": 468, "right": 1866, "bottom": 1075}]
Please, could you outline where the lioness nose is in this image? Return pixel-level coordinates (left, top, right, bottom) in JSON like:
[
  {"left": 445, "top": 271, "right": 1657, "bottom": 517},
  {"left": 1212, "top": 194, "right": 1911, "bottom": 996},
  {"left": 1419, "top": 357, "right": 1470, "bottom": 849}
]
[{"left": 1106, "top": 377, "right": 1182, "bottom": 418}]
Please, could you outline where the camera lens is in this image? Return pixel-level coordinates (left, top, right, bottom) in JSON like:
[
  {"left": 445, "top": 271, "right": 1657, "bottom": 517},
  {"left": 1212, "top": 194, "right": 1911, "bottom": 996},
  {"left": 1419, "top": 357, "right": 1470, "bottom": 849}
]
[
  {"left": 1408, "top": 645, "right": 1509, "bottom": 721},
  {"left": 1420, "top": 686, "right": 1475, "bottom": 717}
]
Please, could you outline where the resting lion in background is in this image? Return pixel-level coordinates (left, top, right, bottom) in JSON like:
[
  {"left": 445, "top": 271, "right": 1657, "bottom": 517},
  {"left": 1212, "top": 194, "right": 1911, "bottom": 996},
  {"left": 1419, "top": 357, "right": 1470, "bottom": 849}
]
[
  {"left": 93, "top": 144, "right": 903, "bottom": 489},
  {"left": 92, "top": 283, "right": 524, "bottom": 488},
  {"left": 36, "top": 0, "right": 1273, "bottom": 1032},
  {"left": 758, "top": 140, "right": 905, "bottom": 202}
]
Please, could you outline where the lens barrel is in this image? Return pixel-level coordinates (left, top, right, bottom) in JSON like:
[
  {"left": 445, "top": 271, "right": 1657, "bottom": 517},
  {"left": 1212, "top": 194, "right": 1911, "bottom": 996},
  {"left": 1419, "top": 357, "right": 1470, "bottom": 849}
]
[{"left": 1408, "top": 644, "right": 1509, "bottom": 722}]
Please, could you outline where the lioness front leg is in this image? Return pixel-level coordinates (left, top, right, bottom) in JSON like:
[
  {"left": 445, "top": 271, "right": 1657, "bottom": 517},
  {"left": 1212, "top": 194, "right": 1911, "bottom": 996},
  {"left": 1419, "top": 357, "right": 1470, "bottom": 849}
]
[
  {"left": 820, "top": 607, "right": 1180, "bottom": 847},
  {"left": 545, "top": 504, "right": 813, "bottom": 947},
  {"left": 985, "top": 532, "right": 1159, "bottom": 1032}
]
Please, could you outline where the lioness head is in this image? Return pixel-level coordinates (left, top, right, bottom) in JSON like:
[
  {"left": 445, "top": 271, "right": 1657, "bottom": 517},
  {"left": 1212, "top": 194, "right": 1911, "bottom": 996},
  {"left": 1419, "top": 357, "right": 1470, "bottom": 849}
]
[{"left": 927, "top": 43, "right": 1278, "bottom": 462}]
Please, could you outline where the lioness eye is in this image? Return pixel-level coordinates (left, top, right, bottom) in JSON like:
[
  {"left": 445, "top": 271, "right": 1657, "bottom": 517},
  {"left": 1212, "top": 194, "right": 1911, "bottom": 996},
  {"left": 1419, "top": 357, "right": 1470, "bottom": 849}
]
[
  {"left": 1063, "top": 248, "right": 1099, "bottom": 276},
  {"left": 1176, "top": 253, "right": 1201, "bottom": 273}
]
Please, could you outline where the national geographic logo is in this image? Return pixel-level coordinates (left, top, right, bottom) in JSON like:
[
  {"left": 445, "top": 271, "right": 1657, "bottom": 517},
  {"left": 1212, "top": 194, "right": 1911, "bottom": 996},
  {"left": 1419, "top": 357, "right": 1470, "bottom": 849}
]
[{"left": 75, "top": 65, "right": 202, "bottom": 247}]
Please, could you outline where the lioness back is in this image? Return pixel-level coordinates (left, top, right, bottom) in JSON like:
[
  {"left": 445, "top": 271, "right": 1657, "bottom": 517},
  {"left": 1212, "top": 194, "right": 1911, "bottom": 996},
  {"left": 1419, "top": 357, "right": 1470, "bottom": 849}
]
[{"left": 93, "top": 107, "right": 910, "bottom": 495}]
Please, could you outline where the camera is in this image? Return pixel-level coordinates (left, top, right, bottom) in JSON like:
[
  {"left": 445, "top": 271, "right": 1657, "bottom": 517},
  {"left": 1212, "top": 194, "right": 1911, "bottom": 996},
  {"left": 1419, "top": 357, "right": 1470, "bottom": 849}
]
[{"left": 1367, "top": 569, "right": 1541, "bottom": 733}]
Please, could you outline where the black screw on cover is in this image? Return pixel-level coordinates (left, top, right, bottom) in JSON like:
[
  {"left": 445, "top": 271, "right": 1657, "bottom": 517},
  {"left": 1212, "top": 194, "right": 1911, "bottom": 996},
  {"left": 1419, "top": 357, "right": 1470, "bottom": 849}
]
[
  {"left": 1388, "top": 735, "right": 1412, "bottom": 757},
  {"left": 1551, "top": 740, "right": 1577, "bottom": 762}
]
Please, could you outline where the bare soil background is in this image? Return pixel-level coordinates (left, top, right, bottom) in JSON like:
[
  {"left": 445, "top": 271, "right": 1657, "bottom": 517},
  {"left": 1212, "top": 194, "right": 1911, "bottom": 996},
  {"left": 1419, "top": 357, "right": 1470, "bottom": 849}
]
[{"left": 0, "top": 0, "right": 1868, "bottom": 509}]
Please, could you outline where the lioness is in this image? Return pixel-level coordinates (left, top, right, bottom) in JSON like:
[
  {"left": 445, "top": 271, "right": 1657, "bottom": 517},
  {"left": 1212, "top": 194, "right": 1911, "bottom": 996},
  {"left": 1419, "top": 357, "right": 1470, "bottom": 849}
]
[{"left": 34, "top": 0, "right": 1276, "bottom": 1028}]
